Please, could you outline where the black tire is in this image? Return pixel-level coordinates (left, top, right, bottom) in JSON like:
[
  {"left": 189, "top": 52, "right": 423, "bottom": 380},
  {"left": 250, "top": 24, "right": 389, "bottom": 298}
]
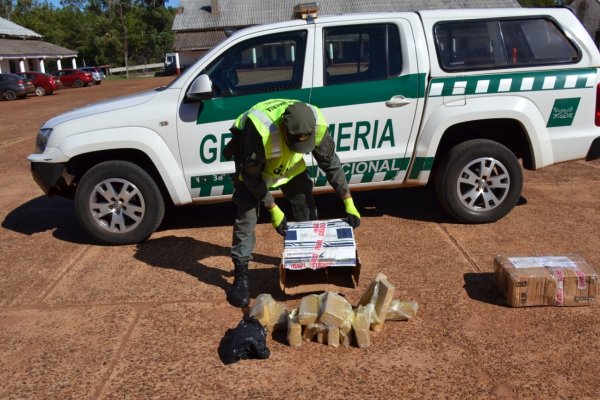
[
  {"left": 75, "top": 160, "right": 165, "bottom": 245},
  {"left": 74, "top": 79, "right": 84, "bottom": 88},
  {"left": 3, "top": 90, "right": 17, "bottom": 100},
  {"left": 434, "top": 139, "right": 523, "bottom": 223}
]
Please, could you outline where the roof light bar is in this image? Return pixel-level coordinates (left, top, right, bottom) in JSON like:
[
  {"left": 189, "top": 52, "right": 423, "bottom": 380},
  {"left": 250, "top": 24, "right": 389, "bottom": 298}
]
[{"left": 293, "top": 2, "right": 320, "bottom": 20}]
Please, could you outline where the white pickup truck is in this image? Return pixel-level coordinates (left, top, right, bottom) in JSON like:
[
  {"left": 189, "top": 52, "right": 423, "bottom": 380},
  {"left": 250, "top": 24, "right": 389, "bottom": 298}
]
[{"left": 28, "top": 6, "right": 600, "bottom": 244}]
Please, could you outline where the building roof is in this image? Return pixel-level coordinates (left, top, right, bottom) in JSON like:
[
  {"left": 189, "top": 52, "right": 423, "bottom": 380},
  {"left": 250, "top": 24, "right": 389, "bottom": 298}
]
[
  {"left": 173, "top": 0, "right": 522, "bottom": 32},
  {"left": 173, "top": 30, "right": 228, "bottom": 51},
  {"left": 0, "top": 16, "right": 41, "bottom": 39},
  {"left": 0, "top": 38, "right": 77, "bottom": 58},
  {"left": 0, "top": 16, "right": 77, "bottom": 60}
]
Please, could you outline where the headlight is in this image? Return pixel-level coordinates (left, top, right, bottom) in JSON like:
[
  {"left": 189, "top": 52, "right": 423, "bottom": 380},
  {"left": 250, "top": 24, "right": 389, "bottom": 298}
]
[{"left": 35, "top": 128, "right": 53, "bottom": 153}]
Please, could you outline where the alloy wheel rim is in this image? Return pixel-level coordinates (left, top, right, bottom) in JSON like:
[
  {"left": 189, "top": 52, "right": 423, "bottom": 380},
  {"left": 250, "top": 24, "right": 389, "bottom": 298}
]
[
  {"left": 456, "top": 157, "right": 510, "bottom": 212},
  {"left": 89, "top": 178, "right": 145, "bottom": 233}
]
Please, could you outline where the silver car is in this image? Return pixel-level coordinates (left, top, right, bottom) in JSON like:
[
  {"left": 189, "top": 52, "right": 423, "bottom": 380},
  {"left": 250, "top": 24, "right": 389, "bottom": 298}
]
[{"left": 79, "top": 66, "right": 105, "bottom": 85}]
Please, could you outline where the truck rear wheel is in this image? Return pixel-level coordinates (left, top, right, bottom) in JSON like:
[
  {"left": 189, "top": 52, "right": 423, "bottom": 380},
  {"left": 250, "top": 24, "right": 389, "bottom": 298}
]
[
  {"left": 75, "top": 160, "right": 165, "bottom": 244},
  {"left": 434, "top": 139, "right": 523, "bottom": 223}
]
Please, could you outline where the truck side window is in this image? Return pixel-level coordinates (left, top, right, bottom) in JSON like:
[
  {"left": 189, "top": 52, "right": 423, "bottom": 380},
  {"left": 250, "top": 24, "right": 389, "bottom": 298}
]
[
  {"left": 201, "top": 30, "right": 307, "bottom": 97},
  {"left": 435, "top": 18, "right": 579, "bottom": 71},
  {"left": 499, "top": 19, "right": 579, "bottom": 66},
  {"left": 323, "top": 24, "right": 401, "bottom": 86}
]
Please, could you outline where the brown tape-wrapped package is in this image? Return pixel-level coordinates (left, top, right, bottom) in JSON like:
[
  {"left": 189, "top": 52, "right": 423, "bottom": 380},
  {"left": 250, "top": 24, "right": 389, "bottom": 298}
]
[
  {"left": 249, "top": 293, "right": 288, "bottom": 331},
  {"left": 319, "top": 292, "right": 353, "bottom": 328},
  {"left": 287, "top": 308, "right": 302, "bottom": 347},
  {"left": 386, "top": 300, "right": 419, "bottom": 321},
  {"left": 302, "top": 323, "right": 321, "bottom": 341},
  {"left": 494, "top": 255, "right": 598, "bottom": 307},
  {"left": 298, "top": 294, "right": 322, "bottom": 325},
  {"left": 339, "top": 318, "right": 354, "bottom": 347},
  {"left": 358, "top": 272, "right": 395, "bottom": 331},
  {"left": 352, "top": 304, "right": 373, "bottom": 348},
  {"left": 327, "top": 327, "right": 340, "bottom": 347}
]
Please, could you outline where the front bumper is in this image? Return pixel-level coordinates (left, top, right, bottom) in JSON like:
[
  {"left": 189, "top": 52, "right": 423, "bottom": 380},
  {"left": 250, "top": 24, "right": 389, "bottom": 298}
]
[{"left": 30, "top": 162, "right": 71, "bottom": 197}]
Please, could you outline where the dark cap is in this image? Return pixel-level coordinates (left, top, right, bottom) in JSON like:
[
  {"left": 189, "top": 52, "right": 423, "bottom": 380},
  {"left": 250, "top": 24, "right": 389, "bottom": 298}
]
[{"left": 282, "top": 102, "right": 316, "bottom": 153}]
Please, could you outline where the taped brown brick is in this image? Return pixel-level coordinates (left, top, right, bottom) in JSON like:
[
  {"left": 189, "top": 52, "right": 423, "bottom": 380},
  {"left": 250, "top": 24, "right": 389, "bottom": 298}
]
[
  {"left": 352, "top": 304, "right": 372, "bottom": 348},
  {"left": 287, "top": 308, "right": 302, "bottom": 347},
  {"left": 327, "top": 327, "right": 340, "bottom": 347},
  {"left": 316, "top": 328, "right": 327, "bottom": 345},
  {"left": 298, "top": 294, "right": 321, "bottom": 325},
  {"left": 319, "top": 292, "right": 353, "bottom": 328},
  {"left": 339, "top": 319, "right": 353, "bottom": 347},
  {"left": 302, "top": 323, "right": 320, "bottom": 341},
  {"left": 249, "top": 293, "right": 288, "bottom": 331},
  {"left": 386, "top": 300, "right": 419, "bottom": 321},
  {"left": 358, "top": 272, "right": 395, "bottom": 332}
]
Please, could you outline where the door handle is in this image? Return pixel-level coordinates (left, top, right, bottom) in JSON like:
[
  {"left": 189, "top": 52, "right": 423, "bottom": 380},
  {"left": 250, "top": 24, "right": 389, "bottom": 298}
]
[{"left": 385, "top": 95, "right": 412, "bottom": 108}]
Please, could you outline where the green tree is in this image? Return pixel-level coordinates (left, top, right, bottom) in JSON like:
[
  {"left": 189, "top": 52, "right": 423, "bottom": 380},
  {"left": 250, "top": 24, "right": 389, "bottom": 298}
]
[
  {"left": 8, "top": 0, "right": 175, "bottom": 71},
  {"left": 0, "top": 0, "right": 13, "bottom": 18}
]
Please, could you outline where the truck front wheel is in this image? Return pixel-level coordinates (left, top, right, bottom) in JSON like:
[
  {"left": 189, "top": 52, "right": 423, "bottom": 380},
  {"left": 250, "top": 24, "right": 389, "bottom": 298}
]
[
  {"left": 75, "top": 160, "right": 165, "bottom": 244},
  {"left": 434, "top": 139, "right": 523, "bottom": 223}
]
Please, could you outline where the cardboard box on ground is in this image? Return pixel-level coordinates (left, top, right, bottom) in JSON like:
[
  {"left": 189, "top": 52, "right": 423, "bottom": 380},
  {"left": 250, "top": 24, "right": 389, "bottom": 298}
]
[
  {"left": 249, "top": 273, "right": 419, "bottom": 348},
  {"left": 494, "top": 254, "right": 598, "bottom": 307},
  {"left": 279, "top": 219, "right": 360, "bottom": 294}
]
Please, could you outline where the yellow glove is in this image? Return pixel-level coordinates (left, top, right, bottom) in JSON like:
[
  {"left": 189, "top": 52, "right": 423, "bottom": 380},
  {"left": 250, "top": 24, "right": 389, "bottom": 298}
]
[
  {"left": 343, "top": 197, "right": 361, "bottom": 228},
  {"left": 268, "top": 204, "right": 288, "bottom": 236}
]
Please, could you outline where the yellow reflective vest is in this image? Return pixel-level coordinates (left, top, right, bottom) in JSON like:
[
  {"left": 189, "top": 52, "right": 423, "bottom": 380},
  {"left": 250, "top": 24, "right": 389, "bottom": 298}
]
[{"left": 234, "top": 99, "right": 328, "bottom": 188}]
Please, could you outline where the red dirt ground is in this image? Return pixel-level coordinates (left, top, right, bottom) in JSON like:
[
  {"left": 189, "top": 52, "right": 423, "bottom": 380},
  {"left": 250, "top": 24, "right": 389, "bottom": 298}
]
[{"left": 1, "top": 77, "right": 599, "bottom": 399}]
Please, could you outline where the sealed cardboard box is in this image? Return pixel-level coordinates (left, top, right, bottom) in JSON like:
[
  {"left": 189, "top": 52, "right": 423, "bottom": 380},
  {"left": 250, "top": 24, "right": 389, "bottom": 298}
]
[
  {"left": 280, "top": 219, "right": 360, "bottom": 295},
  {"left": 494, "top": 255, "right": 598, "bottom": 307}
]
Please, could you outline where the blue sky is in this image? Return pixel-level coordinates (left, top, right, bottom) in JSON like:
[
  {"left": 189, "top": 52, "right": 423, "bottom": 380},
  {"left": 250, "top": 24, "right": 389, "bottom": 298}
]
[{"left": 47, "top": 0, "right": 180, "bottom": 8}]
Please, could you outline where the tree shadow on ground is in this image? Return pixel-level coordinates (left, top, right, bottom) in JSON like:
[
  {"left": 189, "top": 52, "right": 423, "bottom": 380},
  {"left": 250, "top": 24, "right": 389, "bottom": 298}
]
[
  {"left": 134, "top": 235, "right": 302, "bottom": 302},
  {"left": 463, "top": 272, "right": 507, "bottom": 307}
]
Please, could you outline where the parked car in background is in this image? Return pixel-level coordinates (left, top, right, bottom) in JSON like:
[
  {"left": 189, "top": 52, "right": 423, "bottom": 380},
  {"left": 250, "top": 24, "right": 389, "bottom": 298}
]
[
  {"left": 79, "top": 66, "right": 105, "bottom": 85},
  {"left": 0, "top": 73, "right": 35, "bottom": 100},
  {"left": 54, "top": 69, "right": 94, "bottom": 88},
  {"left": 20, "top": 71, "right": 63, "bottom": 96}
]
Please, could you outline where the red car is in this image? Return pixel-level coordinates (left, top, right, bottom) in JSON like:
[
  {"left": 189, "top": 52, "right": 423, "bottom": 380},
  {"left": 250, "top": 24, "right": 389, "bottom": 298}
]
[
  {"left": 20, "top": 71, "right": 63, "bottom": 96},
  {"left": 54, "top": 69, "right": 95, "bottom": 88}
]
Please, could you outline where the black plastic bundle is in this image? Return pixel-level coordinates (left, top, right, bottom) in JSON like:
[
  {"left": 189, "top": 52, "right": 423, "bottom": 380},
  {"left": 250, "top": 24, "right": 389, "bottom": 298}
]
[{"left": 218, "top": 315, "right": 270, "bottom": 365}]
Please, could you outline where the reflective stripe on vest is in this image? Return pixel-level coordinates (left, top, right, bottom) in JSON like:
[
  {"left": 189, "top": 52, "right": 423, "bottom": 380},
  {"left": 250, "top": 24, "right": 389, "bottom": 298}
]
[{"left": 234, "top": 100, "right": 328, "bottom": 188}]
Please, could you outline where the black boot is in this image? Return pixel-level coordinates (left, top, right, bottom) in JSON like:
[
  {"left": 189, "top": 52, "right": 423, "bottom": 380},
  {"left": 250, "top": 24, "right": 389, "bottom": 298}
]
[{"left": 227, "top": 264, "right": 250, "bottom": 308}]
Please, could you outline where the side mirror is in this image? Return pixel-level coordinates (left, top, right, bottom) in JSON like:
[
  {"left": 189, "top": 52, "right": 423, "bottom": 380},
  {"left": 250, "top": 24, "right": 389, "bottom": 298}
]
[{"left": 186, "top": 74, "right": 213, "bottom": 101}]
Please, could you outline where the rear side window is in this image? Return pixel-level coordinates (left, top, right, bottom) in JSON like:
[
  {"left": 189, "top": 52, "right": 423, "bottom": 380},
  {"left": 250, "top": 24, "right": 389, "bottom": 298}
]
[
  {"left": 323, "top": 24, "right": 402, "bottom": 85},
  {"left": 435, "top": 18, "right": 579, "bottom": 71}
]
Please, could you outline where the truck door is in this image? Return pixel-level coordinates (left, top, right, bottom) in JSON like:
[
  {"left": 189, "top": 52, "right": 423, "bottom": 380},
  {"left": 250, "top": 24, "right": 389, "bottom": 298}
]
[
  {"left": 176, "top": 27, "right": 315, "bottom": 202},
  {"left": 309, "top": 17, "right": 423, "bottom": 191}
]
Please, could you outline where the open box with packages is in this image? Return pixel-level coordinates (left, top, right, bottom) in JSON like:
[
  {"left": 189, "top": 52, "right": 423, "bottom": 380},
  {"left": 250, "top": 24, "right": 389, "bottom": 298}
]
[
  {"left": 280, "top": 219, "right": 360, "bottom": 295},
  {"left": 494, "top": 254, "right": 598, "bottom": 307}
]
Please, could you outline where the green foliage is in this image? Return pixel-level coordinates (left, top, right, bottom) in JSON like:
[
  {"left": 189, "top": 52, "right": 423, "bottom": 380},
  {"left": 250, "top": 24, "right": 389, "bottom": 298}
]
[{"left": 6, "top": 0, "right": 176, "bottom": 68}]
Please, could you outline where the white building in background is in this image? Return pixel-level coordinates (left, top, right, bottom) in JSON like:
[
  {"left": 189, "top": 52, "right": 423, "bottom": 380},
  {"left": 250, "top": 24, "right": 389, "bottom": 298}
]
[{"left": 0, "top": 16, "right": 77, "bottom": 74}]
